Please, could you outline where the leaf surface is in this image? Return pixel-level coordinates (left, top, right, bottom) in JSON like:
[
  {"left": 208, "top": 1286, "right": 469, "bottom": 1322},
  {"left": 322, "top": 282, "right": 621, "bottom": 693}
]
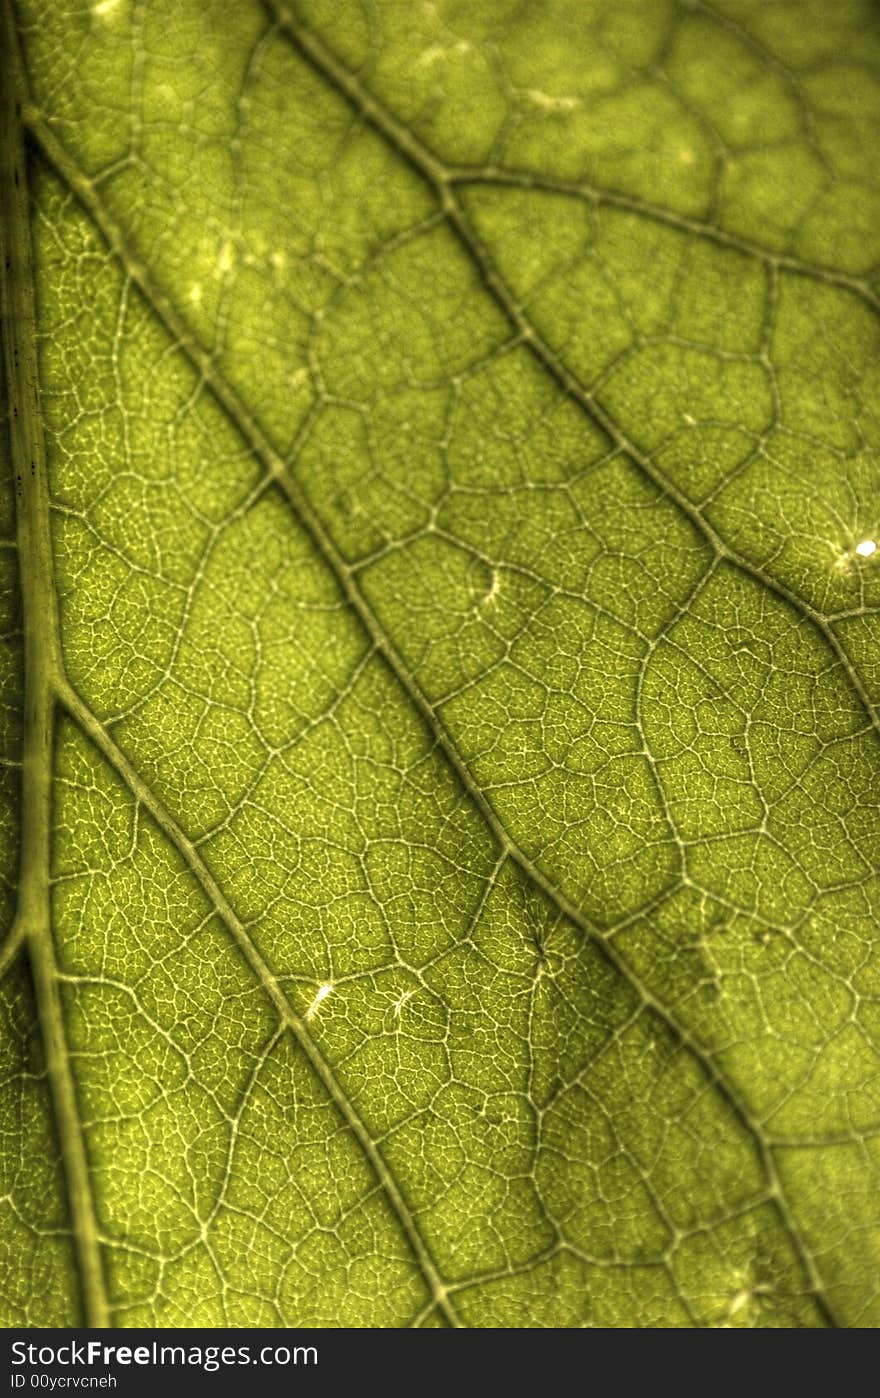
[{"left": 2, "top": 0, "right": 880, "bottom": 1328}]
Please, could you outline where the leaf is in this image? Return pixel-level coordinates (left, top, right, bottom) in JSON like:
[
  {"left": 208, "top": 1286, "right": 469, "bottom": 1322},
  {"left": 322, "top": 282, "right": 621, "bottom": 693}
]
[{"left": 1, "top": 0, "right": 879, "bottom": 1329}]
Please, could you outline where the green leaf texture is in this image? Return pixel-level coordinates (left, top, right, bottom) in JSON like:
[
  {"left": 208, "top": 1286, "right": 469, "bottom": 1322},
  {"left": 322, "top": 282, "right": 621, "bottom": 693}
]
[{"left": 2, "top": 0, "right": 880, "bottom": 1329}]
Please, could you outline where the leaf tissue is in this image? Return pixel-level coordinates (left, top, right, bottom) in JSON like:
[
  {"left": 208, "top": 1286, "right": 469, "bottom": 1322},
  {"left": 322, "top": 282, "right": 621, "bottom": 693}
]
[{"left": 1, "top": 0, "right": 880, "bottom": 1329}]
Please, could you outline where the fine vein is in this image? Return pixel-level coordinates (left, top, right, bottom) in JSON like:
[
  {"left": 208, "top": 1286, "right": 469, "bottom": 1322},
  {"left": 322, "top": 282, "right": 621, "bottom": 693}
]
[
  {"left": 24, "top": 95, "right": 836, "bottom": 1324},
  {"left": 10, "top": 0, "right": 860, "bottom": 1327},
  {"left": 265, "top": 0, "right": 879, "bottom": 748},
  {"left": 57, "top": 676, "right": 459, "bottom": 1328},
  {"left": 447, "top": 166, "right": 880, "bottom": 318}
]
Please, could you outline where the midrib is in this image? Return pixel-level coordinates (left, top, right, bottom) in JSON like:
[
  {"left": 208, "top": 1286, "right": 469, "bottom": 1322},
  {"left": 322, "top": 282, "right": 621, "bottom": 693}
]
[{"left": 0, "top": 0, "right": 110, "bottom": 1328}]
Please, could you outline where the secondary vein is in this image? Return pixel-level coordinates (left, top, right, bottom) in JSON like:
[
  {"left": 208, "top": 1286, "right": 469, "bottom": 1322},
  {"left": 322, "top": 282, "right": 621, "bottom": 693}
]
[
  {"left": 56, "top": 677, "right": 460, "bottom": 1329},
  {"left": 446, "top": 166, "right": 880, "bottom": 318},
  {"left": 24, "top": 104, "right": 837, "bottom": 1324},
  {"left": 263, "top": 0, "right": 879, "bottom": 751}
]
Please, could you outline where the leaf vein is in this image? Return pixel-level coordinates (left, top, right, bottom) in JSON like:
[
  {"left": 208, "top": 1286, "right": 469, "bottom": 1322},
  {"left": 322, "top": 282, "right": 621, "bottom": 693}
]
[
  {"left": 57, "top": 677, "right": 460, "bottom": 1328},
  {"left": 21, "top": 38, "right": 841, "bottom": 1327}
]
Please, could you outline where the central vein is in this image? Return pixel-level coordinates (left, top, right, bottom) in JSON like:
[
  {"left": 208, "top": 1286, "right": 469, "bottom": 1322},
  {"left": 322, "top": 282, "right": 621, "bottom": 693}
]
[{"left": 0, "top": 0, "right": 109, "bottom": 1330}]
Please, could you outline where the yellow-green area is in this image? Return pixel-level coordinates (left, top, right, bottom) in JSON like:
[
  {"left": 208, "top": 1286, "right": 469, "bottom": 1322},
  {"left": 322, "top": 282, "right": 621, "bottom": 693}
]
[{"left": 1, "top": 0, "right": 880, "bottom": 1328}]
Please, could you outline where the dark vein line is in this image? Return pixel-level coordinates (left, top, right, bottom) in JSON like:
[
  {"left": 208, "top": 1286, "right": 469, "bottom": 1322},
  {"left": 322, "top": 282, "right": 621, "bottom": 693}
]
[
  {"left": 24, "top": 108, "right": 464, "bottom": 1327},
  {"left": 446, "top": 166, "right": 880, "bottom": 317},
  {"left": 1, "top": 0, "right": 108, "bottom": 1328},
  {"left": 26, "top": 103, "right": 837, "bottom": 1327},
  {"left": 232, "top": 3, "right": 853, "bottom": 1323},
  {"left": 263, "top": 1, "right": 879, "bottom": 755},
  {"left": 56, "top": 677, "right": 460, "bottom": 1328}
]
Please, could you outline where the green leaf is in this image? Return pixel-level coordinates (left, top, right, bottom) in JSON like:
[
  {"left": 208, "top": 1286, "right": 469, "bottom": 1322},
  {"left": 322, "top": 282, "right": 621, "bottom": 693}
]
[{"left": 2, "top": 0, "right": 880, "bottom": 1329}]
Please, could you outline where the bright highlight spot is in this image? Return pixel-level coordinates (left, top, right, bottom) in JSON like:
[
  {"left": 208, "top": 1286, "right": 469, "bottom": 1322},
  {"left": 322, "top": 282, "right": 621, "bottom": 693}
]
[
  {"left": 393, "top": 989, "right": 415, "bottom": 1017},
  {"left": 526, "top": 88, "right": 581, "bottom": 112},
  {"left": 855, "top": 539, "right": 877, "bottom": 558},
  {"left": 305, "top": 981, "right": 333, "bottom": 1021},
  {"left": 417, "top": 40, "right": 472, "bottom": 67},
  {"left": 479, "top": 567, "right": 501, "bottom": 609},
  {"left": 216, "top": 241, "right": 235, "bottom": 276},
  {"left": 93, "top": 0, "right": 122, "bottom": 16}
]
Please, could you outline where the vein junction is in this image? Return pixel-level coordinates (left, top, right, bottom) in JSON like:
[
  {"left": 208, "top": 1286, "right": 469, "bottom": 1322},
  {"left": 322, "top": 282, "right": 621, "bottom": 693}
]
[{"left": 4, "top": 0, "right": 880, "bottom": 1328}]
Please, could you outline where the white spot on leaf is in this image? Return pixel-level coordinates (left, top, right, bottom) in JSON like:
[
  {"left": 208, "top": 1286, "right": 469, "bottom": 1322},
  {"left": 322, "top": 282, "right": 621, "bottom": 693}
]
[
  {"left": 834, "top": 537, "right": 879, "bottom": 572},
  {"left": 480, "top": 567, "right": 501, "bottom": 609},
  {"left": 393, "top": 989, "right": 415, "bottom": 1018},
  {"left": 417, "top": 41, "right": 472, "bottom": 67},
  {"left": 526, "top": 89, "right": 581, "bottom": 112},
  {"left": 305, "top": 981, "right": 333, "bottom": 1021},
  {"left": 215, "top": 241, "right": 235, "bottom": 276}
]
